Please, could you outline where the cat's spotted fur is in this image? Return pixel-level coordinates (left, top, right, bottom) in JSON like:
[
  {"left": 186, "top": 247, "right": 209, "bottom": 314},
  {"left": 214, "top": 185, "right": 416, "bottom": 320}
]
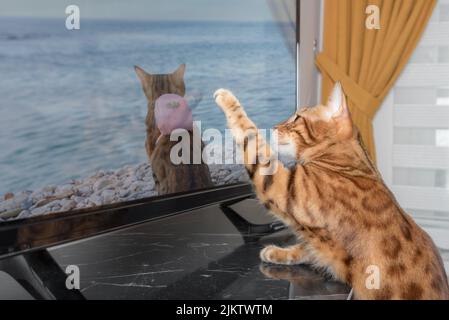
[
  {"left": 135, "top": 64, "right": 212, "bottom": 194},
  {"left": 214, "top": 84, "right": 449, "bottom": 300}
]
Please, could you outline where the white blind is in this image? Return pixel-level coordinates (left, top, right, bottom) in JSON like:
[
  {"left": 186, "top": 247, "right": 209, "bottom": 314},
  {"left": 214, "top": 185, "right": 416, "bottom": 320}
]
[{"left": 375, "top": 0, "right": 449, "bottom": 251}]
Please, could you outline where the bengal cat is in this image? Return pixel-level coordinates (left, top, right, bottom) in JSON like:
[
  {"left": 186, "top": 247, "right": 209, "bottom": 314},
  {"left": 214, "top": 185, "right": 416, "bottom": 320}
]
[
  {"left": 135, "top": 64, "right": 212, "bottom": 194},
  {"left": 214, "top": 84, "right": 449, "bottom": 300}
]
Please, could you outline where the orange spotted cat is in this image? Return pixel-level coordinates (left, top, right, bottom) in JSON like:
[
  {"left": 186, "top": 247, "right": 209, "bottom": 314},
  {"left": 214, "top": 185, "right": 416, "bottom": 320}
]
[{"left": 214, "top": 83, "right": 449, "bottom": 300}]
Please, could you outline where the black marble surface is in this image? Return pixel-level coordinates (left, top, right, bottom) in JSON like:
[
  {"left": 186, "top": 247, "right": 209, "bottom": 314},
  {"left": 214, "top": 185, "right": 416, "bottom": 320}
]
[{"left": 0, "top": 199, "right": 350, "bottom": 300}]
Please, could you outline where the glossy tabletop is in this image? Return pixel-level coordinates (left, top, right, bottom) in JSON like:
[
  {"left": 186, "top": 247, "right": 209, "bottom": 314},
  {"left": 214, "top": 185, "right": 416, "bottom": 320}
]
[{"left": 0, "top": 199, "right": 350, "bottom": 300}]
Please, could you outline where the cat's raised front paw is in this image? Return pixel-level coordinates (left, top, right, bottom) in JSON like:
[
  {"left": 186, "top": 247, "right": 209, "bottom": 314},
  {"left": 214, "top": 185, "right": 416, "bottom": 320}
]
[{"left": 214, "top": 88, "right": 239, "bottom": 110}]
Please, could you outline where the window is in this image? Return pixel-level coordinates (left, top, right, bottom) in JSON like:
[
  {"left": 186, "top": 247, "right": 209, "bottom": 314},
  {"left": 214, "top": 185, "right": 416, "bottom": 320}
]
[
  {"left": 374, "top": 0, "right": 449, "bottom": 258},
  {"left": 0, "top": 0, "right": 297, "bottom": 221}
]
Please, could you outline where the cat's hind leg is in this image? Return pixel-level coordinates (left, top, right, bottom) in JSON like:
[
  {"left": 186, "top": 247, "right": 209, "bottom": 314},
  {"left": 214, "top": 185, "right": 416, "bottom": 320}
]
[{"left": 260, "top": 242, "right": 310, "bottom": 265}]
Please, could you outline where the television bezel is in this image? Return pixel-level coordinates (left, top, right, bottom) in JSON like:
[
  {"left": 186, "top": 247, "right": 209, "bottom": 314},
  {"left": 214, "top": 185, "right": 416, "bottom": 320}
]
[{"left": 0, "top": 1, "right": 300, "bottom": 260}]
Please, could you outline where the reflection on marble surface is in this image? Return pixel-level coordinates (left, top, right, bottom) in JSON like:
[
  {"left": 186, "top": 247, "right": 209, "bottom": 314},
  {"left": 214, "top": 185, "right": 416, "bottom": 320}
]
[
  {"left": 47, "top": 199, "right": 350, "bottom": 300},
  {"left": 3, "top": 197, "right": 447, "bottom": 300},
  {"left": 2, "top": 192, "right": 448, "bottom": 300}
]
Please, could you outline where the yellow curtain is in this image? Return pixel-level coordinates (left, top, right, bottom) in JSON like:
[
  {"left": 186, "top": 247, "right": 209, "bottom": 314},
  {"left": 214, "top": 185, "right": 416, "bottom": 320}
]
[{"left": 316, "top": 0, "right": 436, "bottom": 162}]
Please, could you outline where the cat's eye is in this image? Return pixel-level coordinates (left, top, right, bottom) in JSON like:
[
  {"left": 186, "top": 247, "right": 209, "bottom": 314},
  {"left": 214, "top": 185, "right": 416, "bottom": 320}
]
[
  {"left": 292, "top": 114, "right": 302, "bottom": 122},
  {"left": 288, "top": 114, "right": 298, "bottom": 123}
]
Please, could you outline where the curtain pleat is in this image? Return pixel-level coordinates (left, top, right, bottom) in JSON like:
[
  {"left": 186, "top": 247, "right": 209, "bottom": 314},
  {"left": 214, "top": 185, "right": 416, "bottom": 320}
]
[{"left": 316, "top": 0, "right": 436, "bottom": 162}]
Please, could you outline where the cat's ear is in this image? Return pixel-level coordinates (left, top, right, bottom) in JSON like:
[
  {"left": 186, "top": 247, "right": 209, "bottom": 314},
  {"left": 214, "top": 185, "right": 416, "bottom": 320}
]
[
  {"left": 170, "top": 64, "right": 186, "bottom": 89},
  {"left": 327, "top": 82, "right": 347, "bottom": 117},
  {"left": 171, "top": 64, "right": 186, "bottom": 82},
  {"left": 134, "top": 65, "right": 151, "bottom": 86},
  {"left": 327, "top": 82, "right": 353, "bottom": 138}
]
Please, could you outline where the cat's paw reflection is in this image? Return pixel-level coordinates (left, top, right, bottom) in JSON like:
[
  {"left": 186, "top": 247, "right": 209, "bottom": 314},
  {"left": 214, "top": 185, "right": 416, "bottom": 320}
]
[
  {"left": 260, "top": 264, "right": 349, "bottom": 298},
  {"left": 260, "top": 263, "right": 304, "bottom": 280},
  {"left": 259, "top": 263, "right": 322, "bottom": 285}
]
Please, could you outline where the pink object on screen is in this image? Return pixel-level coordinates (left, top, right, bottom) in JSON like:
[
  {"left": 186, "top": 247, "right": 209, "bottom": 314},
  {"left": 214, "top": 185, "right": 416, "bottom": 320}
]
[{"left": 154, "top": 94, "right": 193, "bottom": 136}]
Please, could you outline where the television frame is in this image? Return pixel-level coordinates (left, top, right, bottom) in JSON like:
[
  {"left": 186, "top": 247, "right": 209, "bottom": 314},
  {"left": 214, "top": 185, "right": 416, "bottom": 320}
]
[{"left": 0, "top": 0, "right": 302, "bottom": 261}]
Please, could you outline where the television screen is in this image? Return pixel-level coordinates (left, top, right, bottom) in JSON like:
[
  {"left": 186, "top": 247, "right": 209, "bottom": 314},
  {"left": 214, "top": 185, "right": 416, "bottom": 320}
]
[{"left": 0, "top": 0, "right": 296, "bottom": 221}]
